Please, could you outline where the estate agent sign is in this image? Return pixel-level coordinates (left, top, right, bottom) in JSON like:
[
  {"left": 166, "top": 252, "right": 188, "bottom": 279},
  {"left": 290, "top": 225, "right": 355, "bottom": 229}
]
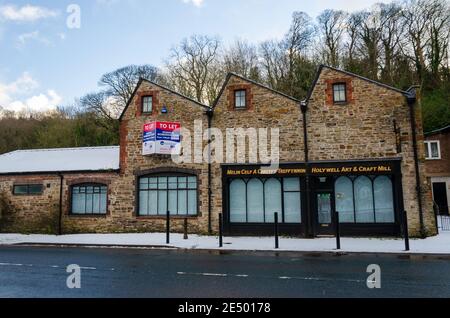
[{"left": 142, "top": 121, "right": 181, "bottom": 155}]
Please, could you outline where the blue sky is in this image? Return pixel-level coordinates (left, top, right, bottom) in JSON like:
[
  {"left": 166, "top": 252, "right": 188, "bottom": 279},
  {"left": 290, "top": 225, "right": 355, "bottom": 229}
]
[{"left": 0, "top": 0, "right": 390, "bottom": 112}]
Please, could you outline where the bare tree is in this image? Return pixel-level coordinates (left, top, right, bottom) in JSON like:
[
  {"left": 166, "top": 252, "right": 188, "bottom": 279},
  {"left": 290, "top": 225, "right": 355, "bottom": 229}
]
[
  {"left": 165, "top": 35, "right": 223, "bottom": 105},
  {"left": 99, "top": 64, "right": 159, "bottom": 108},
  {"left": 317, "top": 9, "right": 348, "bottom": 67},
  {"left": 427, "top": 0, "right": 450, "bottom": 83},
  {"left": 223, "top": 39, "right": 261, "bottom": 81},
  {"left": 259, "top": 39, "right": 287, "bottom": 90},
  {"left": 79, "top": 92, "right": 119, "bottom": 131},
  {"left": 378, "top": 3, "right": 405, "bottom": 84}
]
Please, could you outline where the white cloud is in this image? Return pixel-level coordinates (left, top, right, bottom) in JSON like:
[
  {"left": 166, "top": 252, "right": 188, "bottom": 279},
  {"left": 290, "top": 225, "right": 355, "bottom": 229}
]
[
  {"left": 16, "top": 30, "right": 51, "bottom": 48},
  {"left": 182, "top": 0, "right": 204, "bottom": 8},
  {"left": 0, "top": 4, "right": 59, "bottom": 22},
  {"left": 0, "top": 73, "right": 61, "bottom": 113},
  {"left": 7, "top": 90, "right": 62, "bottom": 112}
]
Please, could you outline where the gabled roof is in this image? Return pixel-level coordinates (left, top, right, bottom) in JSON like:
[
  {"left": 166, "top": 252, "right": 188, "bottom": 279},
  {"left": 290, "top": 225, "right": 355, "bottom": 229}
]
[
  {"left": 118, "top": 78, "right": 210, "bottom": 121},
  {"left": 211, "top": 72, "right": 301, "bottom": 108},
  {"left": 0, "top": 146, "right": 120, "bottom": 175},
  {"left": 425, "top": 125, "right": 450, "bottom": 136},
  {"left": 305, "top": 65, "right": 409, "bottom": 102}
]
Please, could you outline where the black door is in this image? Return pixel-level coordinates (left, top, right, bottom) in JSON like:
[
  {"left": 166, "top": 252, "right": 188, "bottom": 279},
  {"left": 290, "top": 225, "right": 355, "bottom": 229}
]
[
  {"left": 433, "top": 182, "right": 449, "bottom": 215},
  {"left": 314, "top": 192, "right": 335, "bottom": 235}
]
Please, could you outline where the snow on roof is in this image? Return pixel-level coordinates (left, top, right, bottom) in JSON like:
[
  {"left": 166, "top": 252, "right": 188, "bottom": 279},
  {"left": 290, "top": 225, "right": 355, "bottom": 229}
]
[{"left": 0, "top": 146, "right": 120, "bottom": 174}]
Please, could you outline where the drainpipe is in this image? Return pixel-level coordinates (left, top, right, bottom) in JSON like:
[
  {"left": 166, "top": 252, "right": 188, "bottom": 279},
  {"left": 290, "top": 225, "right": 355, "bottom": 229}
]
[
  {"left": 58, "top": 172, "right": 64, "bottom": 235},
  {"left": 406, "top": 88, "right": 426, "bottom": 238},
  {"left": 206, "top": 108, "right": 213, "bottom": 234},
  {"left": 301, "top": 101, "right": 313, "bottom": 238}
]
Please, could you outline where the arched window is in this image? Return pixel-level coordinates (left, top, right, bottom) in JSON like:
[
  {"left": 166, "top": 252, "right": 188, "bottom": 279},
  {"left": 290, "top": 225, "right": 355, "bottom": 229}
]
[
  {"left": 374, "top": 176, "right": 395, "bottom": 223},
  {"left": 138, "top": 174, "right": 197, "bottom": 216},
  {"left": 247, "top": 179, "right": 264, "bottom": 222},
  {"left": 335, "top": 177, "right": 354, "bottom": 223},
  {"left": 354, "top": 176, "right": 375, "bottom": 223},
  {"left": 230, "top": 179, "right": 246, "bottom": 222},
  {"left": 71, "top": 184, "right": 107, "bottom": 215}
]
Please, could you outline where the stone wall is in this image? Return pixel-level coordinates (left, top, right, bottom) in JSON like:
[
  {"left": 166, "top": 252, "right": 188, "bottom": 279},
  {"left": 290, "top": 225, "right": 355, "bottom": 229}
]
[
  {"left": 307, "top": 67, "right": 435, "bottom": 236},
  {"left": 0, "top": 174, "right": 61, "bottom": 233}
]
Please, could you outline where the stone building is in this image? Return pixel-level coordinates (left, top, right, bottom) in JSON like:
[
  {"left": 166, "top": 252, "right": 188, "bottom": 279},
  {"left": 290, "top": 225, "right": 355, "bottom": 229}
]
[
  {"left": 424, "top": 125, "right": 450, "bottom": 215},
  {"left": 0, "top": 65, "right": 437, "bottom": 237}
]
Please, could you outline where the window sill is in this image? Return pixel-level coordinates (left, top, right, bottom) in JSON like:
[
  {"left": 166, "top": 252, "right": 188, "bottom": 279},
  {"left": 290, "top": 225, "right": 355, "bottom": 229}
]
[
  {"left": 425, "top": 157, "right": 441, "bottom": 160},
  {"left": 68, "top": 214, "right": 108, "bottom": 218},
  {"left": 136, "top": 215, "right": 200, "bottom": 219},
  {"left": 333, "top": 102, "right": 348, "bottom": 106}
]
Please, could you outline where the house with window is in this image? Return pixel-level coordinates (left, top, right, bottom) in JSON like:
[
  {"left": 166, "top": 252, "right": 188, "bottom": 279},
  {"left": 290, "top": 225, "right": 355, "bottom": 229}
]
[
  {"left": 424, "top": 125, "right": 450, "bottom": 216},
  {"left": 0, "top": 65, "right": 437, "bottom": 237}
]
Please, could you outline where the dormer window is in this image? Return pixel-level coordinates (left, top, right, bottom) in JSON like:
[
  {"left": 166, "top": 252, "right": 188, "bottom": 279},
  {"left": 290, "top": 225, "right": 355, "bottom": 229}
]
[
  {"left": 333, "top": 83, "right": 347, "bottom": 103},
  {"left": 142, "top": 96, "right": 153, "bottom": 114},
  {"left": 234, "top": 90, "right": 246, "bottom": 109}
]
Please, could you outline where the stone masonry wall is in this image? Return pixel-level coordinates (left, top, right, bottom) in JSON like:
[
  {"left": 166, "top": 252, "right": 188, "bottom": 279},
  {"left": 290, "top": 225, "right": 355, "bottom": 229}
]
[
  {"left": 210, "top": 75, "right": 305, "bottom": 233},
  {"left": 307, "top": 67, "right": 435, "bottom": 236}
]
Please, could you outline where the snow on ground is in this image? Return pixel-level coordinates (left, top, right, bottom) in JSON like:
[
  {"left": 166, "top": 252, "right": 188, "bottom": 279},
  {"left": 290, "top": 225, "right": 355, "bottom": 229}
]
[{"left": 0, "top": 232, "right": 449, "bottom": 254}]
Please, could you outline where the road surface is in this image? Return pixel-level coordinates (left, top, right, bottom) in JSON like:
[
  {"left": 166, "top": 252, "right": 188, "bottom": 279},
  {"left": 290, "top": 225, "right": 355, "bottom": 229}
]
[{"left": 0, "top": 246, "right": 449, "bottom": 298}]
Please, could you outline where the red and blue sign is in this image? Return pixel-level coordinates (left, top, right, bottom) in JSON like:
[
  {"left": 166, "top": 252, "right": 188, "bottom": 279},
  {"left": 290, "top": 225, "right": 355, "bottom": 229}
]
[{"left": 143, "top": 122, "right": 181, "bottom": 155}]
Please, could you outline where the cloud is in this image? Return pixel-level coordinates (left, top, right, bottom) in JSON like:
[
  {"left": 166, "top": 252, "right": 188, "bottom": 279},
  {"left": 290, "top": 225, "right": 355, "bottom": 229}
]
[
  {"left": 182, "top": 0, "right": 204, "bottom": 8},
  {"left": 16, "top": 30, "right": 51, "bottom": 48},
  {"left": 0, "top": 4, "right": 59, "bottom": 22},
  {"left": 7, "top": 90, "right": 62, "bottom": 112},
  {"left": 0, "top": 73, "right": 61, "bottom": 112}
]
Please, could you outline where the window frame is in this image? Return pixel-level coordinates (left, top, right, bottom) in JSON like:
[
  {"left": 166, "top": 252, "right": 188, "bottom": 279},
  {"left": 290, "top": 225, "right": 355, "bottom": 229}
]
[
  {"left": 334, "top": 175, "right": 396, "bottom": 224},
  {"left": 141, "top": 95, "right": 153, "bottom": 114},
  {"left": 69, "top": 183, "right": 108, "bottom": 216},
  {"left": 228, "top": 177, "right": 302, "bottom": 224},
  {"left": 332, "top": 82, "right": 347, "bottom": 104},
  {"left": 234, "top": 89, "right": 247, "bottom": 109},
  {"left": 12, "top": 184, "right": 43, "bottom": 196},
  {"left": 424, "top": 140, "right": 441, "bottom": 160},
  {"left": 137, "top": 173, "right": 199, "bottom": 217}
]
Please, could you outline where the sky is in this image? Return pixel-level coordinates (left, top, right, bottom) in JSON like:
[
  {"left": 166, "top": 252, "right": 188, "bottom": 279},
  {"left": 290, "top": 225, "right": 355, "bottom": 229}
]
[{"left": 0, "top": 0, "right": 392, "bottom": 112}]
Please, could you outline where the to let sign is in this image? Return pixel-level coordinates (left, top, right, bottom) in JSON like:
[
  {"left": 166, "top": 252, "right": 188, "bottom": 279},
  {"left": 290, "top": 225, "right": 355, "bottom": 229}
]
[{"left": 142, "top": 121, "right": 181, "bottom": 155}]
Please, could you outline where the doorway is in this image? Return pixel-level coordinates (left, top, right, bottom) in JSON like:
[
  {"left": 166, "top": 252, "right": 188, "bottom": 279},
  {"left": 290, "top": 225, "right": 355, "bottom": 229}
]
[
  {"left": 433, "top": 182, "right": 449, "bottom": 215},
  {"left": 314, "top": 192, "right": 335, "bottom": 235}
]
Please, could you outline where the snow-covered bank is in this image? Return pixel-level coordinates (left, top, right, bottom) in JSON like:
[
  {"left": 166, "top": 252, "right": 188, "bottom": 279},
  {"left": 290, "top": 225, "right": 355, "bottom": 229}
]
[{"left": 0, "top": 232, "right": 449, "bottom": 254}]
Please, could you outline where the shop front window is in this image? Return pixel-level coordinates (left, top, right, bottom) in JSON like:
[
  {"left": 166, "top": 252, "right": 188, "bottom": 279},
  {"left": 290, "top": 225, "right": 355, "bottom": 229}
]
[
  {"left": 335, "top": 175, "right": 395, "bottom": 224},
  {"left": 229, "top": 177, "right": 301, "bottom": 224},
  {"left": 138, "top": 175, "right": 197, "bottom": 216}
]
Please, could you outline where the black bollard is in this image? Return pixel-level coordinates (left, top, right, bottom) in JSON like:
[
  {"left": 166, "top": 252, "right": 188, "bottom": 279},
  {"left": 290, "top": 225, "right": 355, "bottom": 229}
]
[
  {"left": 183, "top": 218, "right": 188, "bottom": 240},
  {"left": 166, "top": 210, "right": 170, "bottom": 244},
  {"left": 274, "top": 212, "right": 279, "bottom": 249},
  {"left": 334, "top": 210, "right": 341, "bottom": 250},
  {"left": 403, "top": 210, "right": 410, "bottom": 251},
  {"left": 219, "top": 213, "right": 223, "bottom": 248}
]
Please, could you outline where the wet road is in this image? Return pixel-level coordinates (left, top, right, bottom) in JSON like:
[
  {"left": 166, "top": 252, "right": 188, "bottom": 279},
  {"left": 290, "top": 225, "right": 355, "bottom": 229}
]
[{"left": 0, "top": 246, "right": 449, "bottom": 298}]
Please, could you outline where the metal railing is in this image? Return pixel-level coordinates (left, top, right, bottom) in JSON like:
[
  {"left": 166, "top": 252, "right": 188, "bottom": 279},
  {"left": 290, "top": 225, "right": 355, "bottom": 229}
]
[{"left": 438, "top": 215, "right": 450, "bottom": 231}]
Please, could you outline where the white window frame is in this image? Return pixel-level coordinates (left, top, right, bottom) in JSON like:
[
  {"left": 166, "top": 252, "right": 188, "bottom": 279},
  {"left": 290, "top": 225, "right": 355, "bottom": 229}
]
[{"left": 425, "top": 140, "right": 441, "bottom": 160}]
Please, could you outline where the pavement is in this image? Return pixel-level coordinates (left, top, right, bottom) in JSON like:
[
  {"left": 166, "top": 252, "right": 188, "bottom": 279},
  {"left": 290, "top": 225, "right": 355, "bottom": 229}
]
[
  {"left": 1, "top": 232, "right": 449, "bottom": 255},
  {"left": 0, "top": 245, "right": 450, "bottom": 298}
]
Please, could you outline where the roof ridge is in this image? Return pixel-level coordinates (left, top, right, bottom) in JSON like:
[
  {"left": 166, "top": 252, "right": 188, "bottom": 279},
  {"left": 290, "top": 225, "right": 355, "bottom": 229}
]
[
  {"left": 212, "top": 73, "right": 301, "bottom": 108},
  {"left": 321, "top": 65, "right": 408, "bottom": 94},
  {"left": 5, "top": 146, "right": 120, "bottom": 154}
]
